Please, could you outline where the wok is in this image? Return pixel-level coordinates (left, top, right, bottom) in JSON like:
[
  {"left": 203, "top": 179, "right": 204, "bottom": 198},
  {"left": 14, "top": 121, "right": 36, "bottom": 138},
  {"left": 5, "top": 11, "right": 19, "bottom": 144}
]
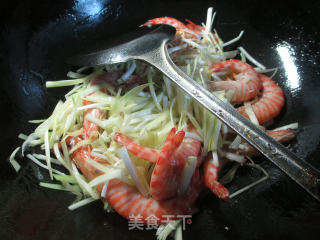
[{"left": 0, "top": 0, "right": 320, "bottom": 239}]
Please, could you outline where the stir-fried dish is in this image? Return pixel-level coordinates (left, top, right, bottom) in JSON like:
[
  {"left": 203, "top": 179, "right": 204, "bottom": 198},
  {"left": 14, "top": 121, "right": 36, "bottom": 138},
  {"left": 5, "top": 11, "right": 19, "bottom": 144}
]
[{"left": 9, "top": 7, "right": 297, "bottom": 240}]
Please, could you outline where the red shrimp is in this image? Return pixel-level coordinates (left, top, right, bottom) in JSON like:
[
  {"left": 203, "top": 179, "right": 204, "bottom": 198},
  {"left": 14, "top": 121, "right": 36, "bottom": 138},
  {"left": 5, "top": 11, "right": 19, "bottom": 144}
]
[
  {"left": 115, "top": 128, "right": 186, "bottom": 201},
  {"left": 203, "top": 155, "right": 229, "bottom": 199},
  {"left": 69, "top": 136, "right": 107, "bottom": 180},
  {"left": 143, "top": 17, "right": 204, "bottom": 36},
  {"left": 82, "top": 73, "right": 117, "bottom": 139},
  {"left": 237, "top": 74, "right": 285, "bottom": 125},
  {"left": 237, "top": 129, "right": 295, "bottom": 156},
  {"left": 143, "top": 17, "right": 187, "bottom": 47},
  {"left": 104, "top": 170, "right": 203, "bottom": 225},
  {"left": 70, "top": 133, "right": 204, "bottom": 225},
  {"left": 114, "top": 133, "right": 160, "bottom": 163},
  {"left": 266, "top": 129, "right": 295, "bottom": 142},
  {"left": 143, "top": 17, "right": 203, "bottom": 45},
  {"left": 143, "top": 17, "right": 187, "bottom": 30},
  {"left": 170, "top": 126, "right": 202, "bottom": 193},
  {"left": 114, "top": 125, "right": 202, "bottom": 200},
  {"left": 71, "top": 83, "right": 107, "bottom": 174},
  {"left": 83, "top": 100, "right": 103, "bottom": 140},
  {"left": 209, "top": 59, "right": 262, "bottom": 103},
  {"left": 77, "top": 72, "right": 122, "bottom": 164},
  {"left": 149, "top": 128, "right": 185, "bottom": 200},
  {"left": 114, "top": 129, "right": 201, "bottom": 166},
  {"left": 69, "top": 134, "right": 203, "bottom": 225}
]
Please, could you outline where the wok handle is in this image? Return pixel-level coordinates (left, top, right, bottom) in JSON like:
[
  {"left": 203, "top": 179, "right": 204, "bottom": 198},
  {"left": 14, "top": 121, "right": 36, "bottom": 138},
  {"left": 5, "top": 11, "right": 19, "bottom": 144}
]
[{"left": 139, "top": 40, "right": 320, "bottom": 201}]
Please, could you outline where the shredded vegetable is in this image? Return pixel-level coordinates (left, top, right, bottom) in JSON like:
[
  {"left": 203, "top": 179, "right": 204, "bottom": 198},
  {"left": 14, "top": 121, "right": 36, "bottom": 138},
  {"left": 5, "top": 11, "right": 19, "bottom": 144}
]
[
  {"left": 156, "top": 220, "right": 182, "bottom": 240},
  {"left": 8, "top": 6, "right": 297, "bottom": 240},
  {"left": 9, "top": 147, "right": 21, "bottom": 172},
  {"left": 68, "top": 197, "right": 97, "bottom": 210}
]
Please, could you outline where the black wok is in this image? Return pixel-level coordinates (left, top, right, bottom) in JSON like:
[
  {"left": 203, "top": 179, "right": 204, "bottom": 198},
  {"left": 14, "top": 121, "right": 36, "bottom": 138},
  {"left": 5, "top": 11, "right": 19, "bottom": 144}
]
[{"left": 1, "top": 0, "right": 320, "bottom": 239}]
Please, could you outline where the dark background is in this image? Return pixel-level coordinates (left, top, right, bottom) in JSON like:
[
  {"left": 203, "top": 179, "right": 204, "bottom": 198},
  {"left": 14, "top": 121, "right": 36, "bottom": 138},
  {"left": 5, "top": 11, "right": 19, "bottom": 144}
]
[{"left": 0, "top": 0, "right": 320, "bottom": 239}]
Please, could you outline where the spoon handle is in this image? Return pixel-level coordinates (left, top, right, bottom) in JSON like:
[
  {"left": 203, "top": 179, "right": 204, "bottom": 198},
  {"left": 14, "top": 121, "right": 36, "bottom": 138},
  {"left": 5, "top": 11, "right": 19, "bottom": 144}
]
[{"left": 140, "top": 41, "right": 320, "bottom": 201}]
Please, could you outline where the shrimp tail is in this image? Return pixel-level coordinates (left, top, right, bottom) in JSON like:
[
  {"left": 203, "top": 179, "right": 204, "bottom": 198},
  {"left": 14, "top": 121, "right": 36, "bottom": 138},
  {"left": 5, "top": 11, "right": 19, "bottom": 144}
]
[{"left": 203, "top": 156, "right": 230, "bottom": 200}]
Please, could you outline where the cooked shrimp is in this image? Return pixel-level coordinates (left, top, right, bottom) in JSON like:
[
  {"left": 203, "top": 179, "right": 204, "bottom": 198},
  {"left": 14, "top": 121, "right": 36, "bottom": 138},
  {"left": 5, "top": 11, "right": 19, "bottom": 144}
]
[
  {"left": 238, "top": 129, "right": 295, "bottom": 156},
  {"left": 83, "top": 100, "right": 103, "bottom": 140},
  {"left": 104, "top": 170, "right": 203, "bottom": 225},
  {"left": 69, "top": 132, "right": 203, "bottom": 225},
  {"left": 69, "top": 136, "right": 107, "bottom": 181},
  {"left": 209, "top": 59, "right": 262, "bottom": 103},
  {"left": 266, "top": 129, "right": 295, "bottom": 143},
  {"left": 114, "top": 127, "right": 201, "bottom": 165},
  {"left": 70, "top": 131, "right": 203, "bottom": 225},
  {"left": 203, "top": 155, "right": 229, "bottom": 199},
  {"left": 114, "top": 133, "right": 160, "bottom": 163},
  {"left": 143, "top": 17, "right": 187, "bottom": 47},
  {"left": 171, "top": 127, "right": 202, "bottom": 174},
  {"left": 150, "top": 128, "right": 185, "bottom": 200},
  {"left": 143, "top": 17, "right": 187, "bottom": 30},
  {"left": 237, "top": 74, "right": 285, "bottom": 124},
  {"left": 71, "top": 74, "right": 108, "bottom": 164},
  {"left": 83, "top": 73, "right": 115, "bottom": 139},
  {"left": 114, "top": 124, "right": 202, "bottom": 200},
  {"left": 151, "top": 125, "right": 202, "bottom": 200},
  {"left": 143, "top": 16, "right": 202, "bottom": 45},
  {"left": 178, "top": 124, "right": 202, "bottom": 163}
]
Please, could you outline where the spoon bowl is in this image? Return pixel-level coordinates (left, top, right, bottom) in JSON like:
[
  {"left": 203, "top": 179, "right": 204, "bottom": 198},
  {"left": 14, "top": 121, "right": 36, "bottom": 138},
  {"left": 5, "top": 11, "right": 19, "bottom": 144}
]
[{"left": 67, "top": 25, "right": 176, "bottom": 66}]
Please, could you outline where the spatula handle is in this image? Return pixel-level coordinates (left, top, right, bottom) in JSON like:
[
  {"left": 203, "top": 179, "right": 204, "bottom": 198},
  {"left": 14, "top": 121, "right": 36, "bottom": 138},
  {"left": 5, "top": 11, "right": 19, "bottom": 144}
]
[{"left": 139, "top": 40, "right": 320, "bottom": 201}]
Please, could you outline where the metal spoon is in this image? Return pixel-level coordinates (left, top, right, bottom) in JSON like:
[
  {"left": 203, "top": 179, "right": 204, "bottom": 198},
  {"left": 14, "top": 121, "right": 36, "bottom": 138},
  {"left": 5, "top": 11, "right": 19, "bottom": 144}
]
[{"left": 68, "top": 25, "right": 320, "bottom": 201}]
